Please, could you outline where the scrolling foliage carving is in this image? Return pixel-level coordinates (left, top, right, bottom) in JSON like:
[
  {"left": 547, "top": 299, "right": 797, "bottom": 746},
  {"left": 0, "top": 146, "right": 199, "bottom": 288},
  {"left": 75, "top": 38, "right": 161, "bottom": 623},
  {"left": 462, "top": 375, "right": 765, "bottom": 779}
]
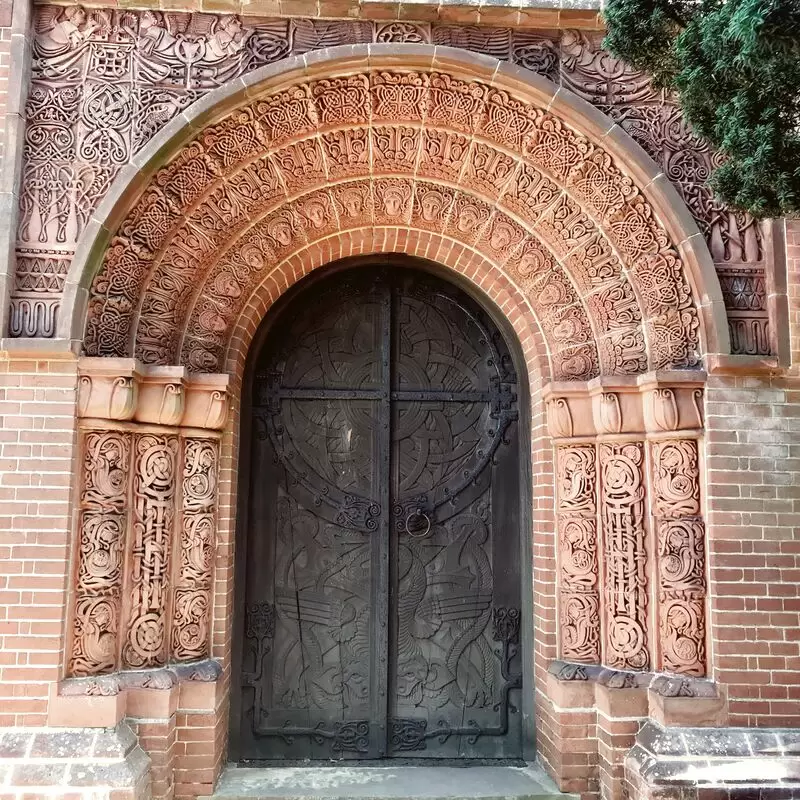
[
  {"left": 71, "top": 430, "right": 131, "bottom": 676},
  {"left": 17, "top": 6, "right": 742, "bottom": 357},
  {"left": 651, "top": 439, "right": 706, "bottom": 676},
  {"left": 172, "top": 438, "right": 218, "bottom": 661},
  {"left": 599, "top": 441, "right": 649, "bottom": 670},
  {"left": 556, "top": 445, "right": 600, "bottom": 663},
  {"left": 124, "top": 434, "right": 179, "bottom": 669}
]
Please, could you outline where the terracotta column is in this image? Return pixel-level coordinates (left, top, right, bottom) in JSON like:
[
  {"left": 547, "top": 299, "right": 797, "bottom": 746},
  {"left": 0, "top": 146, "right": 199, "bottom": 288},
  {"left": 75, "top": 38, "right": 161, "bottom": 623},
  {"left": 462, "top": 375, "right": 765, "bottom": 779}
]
[
  {"left": 546, "top": 374, "right": 706, "bottom": 675},
  {"left": 644, "top": 386, "right": 707, "bottom": 676},
  {"left": 68, "top": 359, "right": 229, "bottom": 678},
  {"left": 554, "top": 441, "right": 601, "bottom": 663}
]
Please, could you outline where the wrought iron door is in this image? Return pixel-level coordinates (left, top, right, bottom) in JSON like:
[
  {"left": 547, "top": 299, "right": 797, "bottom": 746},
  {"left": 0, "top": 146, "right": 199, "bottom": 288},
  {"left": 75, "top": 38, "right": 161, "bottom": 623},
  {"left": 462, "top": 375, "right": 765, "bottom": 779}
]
[{"left": 238, "top": 266, "right": 522, "bottom": 761}]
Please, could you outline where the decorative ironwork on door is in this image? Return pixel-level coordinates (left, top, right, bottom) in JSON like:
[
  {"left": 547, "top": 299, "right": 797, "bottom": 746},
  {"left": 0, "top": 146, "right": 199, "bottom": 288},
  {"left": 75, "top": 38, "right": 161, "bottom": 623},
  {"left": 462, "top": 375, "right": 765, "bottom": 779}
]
[{"left": 237, "top": 266, "right": 522, "bottom": 761}]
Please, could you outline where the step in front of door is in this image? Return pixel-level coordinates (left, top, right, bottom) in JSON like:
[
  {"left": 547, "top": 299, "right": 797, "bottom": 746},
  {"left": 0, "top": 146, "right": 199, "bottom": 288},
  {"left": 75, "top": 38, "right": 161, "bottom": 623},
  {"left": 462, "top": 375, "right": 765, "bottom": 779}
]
[{"left": 205, "top": 765, "right": 575, "bottom": 800}]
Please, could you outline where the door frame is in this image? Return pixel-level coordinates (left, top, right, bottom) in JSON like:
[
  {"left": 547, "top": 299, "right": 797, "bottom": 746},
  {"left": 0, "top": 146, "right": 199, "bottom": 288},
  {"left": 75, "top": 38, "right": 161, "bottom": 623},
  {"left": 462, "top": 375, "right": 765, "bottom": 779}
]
[{"left": 228, "top": 254, "right": 536, "bottom": 762}]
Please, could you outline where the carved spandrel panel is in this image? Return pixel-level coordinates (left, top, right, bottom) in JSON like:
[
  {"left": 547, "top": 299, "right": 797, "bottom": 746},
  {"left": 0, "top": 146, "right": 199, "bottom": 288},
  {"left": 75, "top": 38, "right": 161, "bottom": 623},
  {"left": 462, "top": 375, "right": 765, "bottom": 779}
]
[
  {"left": 239, "top": 265, "right": 522, "bottom": 761},
  {"left": 598, "top": 441, "right": 649, "bottom": 671},
  {"left": 70, "top": 429, "right": 131, "bottom": 677}
]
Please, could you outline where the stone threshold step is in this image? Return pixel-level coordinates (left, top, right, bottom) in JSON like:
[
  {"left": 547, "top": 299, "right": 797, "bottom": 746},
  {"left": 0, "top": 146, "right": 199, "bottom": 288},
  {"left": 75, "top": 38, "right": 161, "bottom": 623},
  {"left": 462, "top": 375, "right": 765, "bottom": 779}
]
[{"left": 206, "top": 764, "right": 574, "bottom": 800}]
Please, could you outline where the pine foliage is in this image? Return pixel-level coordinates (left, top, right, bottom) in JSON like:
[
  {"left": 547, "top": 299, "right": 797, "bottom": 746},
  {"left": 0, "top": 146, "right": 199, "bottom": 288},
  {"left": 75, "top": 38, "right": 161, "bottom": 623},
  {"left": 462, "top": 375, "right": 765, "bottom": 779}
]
[{"left": 603, "top": 0, "right": 800, "bottom": 218}]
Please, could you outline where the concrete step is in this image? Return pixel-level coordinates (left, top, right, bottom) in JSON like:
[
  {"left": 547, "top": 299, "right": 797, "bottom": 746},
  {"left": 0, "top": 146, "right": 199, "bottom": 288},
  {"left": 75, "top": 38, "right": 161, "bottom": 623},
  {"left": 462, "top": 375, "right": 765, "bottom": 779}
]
[{"left": 206, "top": 764, "right": 574, "bottom": 800}]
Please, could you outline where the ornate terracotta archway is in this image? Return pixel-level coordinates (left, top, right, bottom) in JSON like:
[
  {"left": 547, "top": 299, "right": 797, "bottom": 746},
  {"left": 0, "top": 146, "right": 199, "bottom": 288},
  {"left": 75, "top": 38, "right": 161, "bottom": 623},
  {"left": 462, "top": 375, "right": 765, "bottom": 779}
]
[{"left": 62, "top": 44, "right": 721, "bottom": 798}]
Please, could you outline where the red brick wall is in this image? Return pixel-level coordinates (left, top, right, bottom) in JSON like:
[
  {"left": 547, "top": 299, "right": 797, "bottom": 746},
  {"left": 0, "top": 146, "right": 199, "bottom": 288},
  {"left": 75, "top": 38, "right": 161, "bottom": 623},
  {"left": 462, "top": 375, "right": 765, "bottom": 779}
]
[
  {"left": 704, "top": 218, "right": 800, "bottom": 726},
  {"left": 0, "top": 352, "right": 79, "bottom": 726}
]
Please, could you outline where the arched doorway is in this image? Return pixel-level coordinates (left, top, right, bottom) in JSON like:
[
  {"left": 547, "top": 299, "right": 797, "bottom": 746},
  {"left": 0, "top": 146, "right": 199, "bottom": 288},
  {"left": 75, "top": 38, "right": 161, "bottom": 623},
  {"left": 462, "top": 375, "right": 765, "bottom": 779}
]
[{"left": 233, "top": 260, "right": 527, "bottom": 762}]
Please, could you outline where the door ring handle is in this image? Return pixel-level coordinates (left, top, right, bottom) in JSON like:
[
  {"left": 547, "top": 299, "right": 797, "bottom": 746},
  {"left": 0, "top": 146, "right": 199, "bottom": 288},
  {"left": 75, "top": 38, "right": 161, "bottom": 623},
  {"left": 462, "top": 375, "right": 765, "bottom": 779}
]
[{"left": 405, "top": 510, "right": 431, "bottom": 538}]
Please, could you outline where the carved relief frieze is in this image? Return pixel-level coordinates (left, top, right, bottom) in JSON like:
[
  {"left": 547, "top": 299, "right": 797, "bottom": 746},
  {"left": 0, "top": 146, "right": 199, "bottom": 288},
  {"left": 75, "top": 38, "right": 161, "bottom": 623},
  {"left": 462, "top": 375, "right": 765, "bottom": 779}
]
[
  {"left": 717, "top": 266, "right": 770, "bottom": 356},
  {"left": 557, "top": 445, "right": 601, "bottom": 663},
  {"left": 15, "top": 7, "right": 764, "bottom": 359}
]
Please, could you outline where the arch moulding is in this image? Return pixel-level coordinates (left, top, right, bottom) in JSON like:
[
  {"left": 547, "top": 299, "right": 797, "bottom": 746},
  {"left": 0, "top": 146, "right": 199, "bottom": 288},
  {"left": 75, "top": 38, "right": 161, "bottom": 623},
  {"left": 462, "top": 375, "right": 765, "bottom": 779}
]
[{"left": 59, "top": 44, "right": 723, "bottom": 796}]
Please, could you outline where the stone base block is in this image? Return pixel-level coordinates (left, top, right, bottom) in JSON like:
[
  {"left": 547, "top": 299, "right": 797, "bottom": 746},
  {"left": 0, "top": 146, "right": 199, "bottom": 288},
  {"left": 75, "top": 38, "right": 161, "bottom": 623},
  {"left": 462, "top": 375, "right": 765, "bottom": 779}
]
[
  {"left": 626, "top": 721, "right": 800, "bottom": 800},
  {"left": 0, "top": 722, "right": 150, "bottom": 799}
]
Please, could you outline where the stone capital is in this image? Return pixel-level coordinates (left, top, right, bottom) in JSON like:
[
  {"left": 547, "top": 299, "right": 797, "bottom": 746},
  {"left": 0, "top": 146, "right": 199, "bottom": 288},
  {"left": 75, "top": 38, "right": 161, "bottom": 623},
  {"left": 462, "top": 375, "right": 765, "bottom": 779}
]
[
  {"left": 543, "top": 371, "right": 705, "bottom": 440},
  {"left": 78, "top": 358, "right": 230, "bottom": 431}
]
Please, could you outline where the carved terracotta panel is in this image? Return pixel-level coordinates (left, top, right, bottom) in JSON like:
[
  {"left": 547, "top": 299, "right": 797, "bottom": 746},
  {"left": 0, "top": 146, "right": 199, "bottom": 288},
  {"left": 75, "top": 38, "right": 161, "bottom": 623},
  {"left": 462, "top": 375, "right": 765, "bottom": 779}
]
[
  {"left": 70, "top": 430, "right": 131, "bottom": 676},
  {"left": 557, "top": 445, "right": 600, "bottom": 663},
  {"left": 651, "top": 438, "right": 706, "bottom": 676},
  {"left": 123, "top": 433, "right": 179, "bottom": 669},
  {"left": 598, "top": 441, "right": 649, "bottom": 671},
  {"left": 172, "top": 438, "right": 218, "bottom": 661}
]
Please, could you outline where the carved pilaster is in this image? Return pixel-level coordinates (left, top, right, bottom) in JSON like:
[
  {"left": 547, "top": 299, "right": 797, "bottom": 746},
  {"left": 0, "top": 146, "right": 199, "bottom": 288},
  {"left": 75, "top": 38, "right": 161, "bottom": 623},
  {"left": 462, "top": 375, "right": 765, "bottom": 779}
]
[
  {"left": 123, "top": 434, "right": 179, "bottom": 669},
  {"left": 651, "top": 439, "right": 706, "bottom": 676},
  {"left": 598, "top": 441, "right": 649, "bottom": 671},
  {"left": 171, "top": 438, "right": 218, "bottom": 661},
  {"left": 556, "top": 445, "right": 601, "bottom": 663},
  {"left": 70, "top": 430, "right": 132, "bottom": 676}
]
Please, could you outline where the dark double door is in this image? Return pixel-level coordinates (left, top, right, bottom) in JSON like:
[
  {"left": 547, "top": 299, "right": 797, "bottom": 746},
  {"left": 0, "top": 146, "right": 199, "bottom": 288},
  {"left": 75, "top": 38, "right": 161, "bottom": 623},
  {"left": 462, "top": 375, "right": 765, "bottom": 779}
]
[{"left": 236, "top": 265, "right": 522, "bottom": 761}]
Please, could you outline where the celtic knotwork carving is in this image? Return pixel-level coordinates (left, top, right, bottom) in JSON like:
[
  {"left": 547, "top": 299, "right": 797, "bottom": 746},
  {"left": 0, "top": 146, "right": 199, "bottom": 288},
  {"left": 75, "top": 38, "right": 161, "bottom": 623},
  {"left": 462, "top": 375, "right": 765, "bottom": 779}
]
[
  {"left": 124, "top": 433, "right": 178, "bottom": 669},
  {"left": 376, "top": 22, "right": 430, "bottom": 44},
  {"left": 172, "top": 438, "right": 218, "bottom": 661},
  {"left": 311, "top": 75, "right": 370, "bottom": 128},
  {"left": 557, "top": 446, "right": 600, "bottom": 663},
  {"left": 18, "top": 11, "right": 752, "bottom": 363},
  {"left": 71, "top": 62, "right": 702, "bottom": 377},
  {"left": 651, "top": 438, "right": 706, "bottom": 676},
  {"left": 70, "top": 430, "right": 131, "bottom": 677},
  {"left": 78, "top": 83, "right": 133, "bottom": 165},
  {"left": 652, "top": 440, "right": 701, "bottom": 518},
  {"left": 599, "top": 441, "right": 649, "bottom": 670},
  {"left": 370, "top": 71, "right": 430, "bottom": 123}
]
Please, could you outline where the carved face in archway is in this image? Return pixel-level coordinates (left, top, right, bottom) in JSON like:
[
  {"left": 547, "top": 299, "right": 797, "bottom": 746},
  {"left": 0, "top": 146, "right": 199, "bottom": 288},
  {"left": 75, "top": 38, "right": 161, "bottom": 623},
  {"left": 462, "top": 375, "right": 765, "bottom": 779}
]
[
  {"left": 490, "top": 221, "right": 515, "bottom": 251},
  {"left": 268, "top": 220, "right": 293, "bottom": 246},
  {"left": 338, "top": 188, "right": 363, "bottom": 219},
  {"left": 302, "top": 199, "right": 327, "bottom": 229},
  {"left": 457, "top": 204, "right": 481, "bottom": 233},
  {"left": 382, "top": 188, "right": 406, "bottom": 218},
  {"left": 420, "top": 190, "right": 444, "bottom": 222}
]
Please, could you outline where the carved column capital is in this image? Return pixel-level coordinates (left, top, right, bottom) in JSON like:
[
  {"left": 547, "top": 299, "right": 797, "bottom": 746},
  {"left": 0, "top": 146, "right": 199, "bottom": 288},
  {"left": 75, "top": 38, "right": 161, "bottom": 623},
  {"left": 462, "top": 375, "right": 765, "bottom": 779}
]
[
  {"left": 543, "top": 371, "right": 705, "bottom": 440},
  {"left": 78, "top": 358, "right": 230, "bottom": 431}
]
